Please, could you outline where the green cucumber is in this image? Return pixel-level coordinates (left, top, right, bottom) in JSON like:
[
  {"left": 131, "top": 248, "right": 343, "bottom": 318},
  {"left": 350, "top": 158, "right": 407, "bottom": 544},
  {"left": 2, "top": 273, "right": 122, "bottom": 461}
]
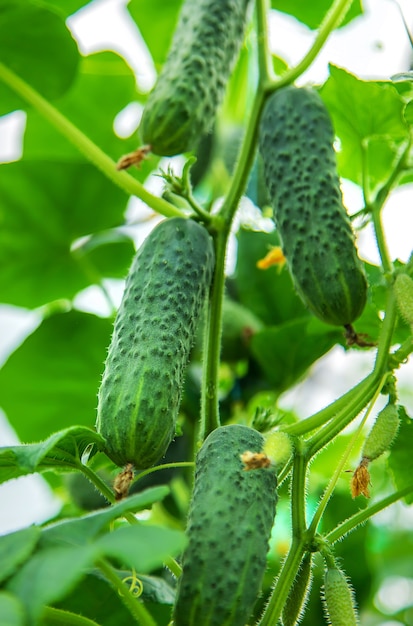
[
  {"left": 362, "top": 403, "right": 400, "bottom": 462},
  {"left": 96, "top": 218, "right": 215, "bottom": 469},
  {"left": 323, "top": 567, "right": 359, "bottom": 626},
  {"left": 140, "top": 0, "right": 252, "bottom": 156},
  {"left": 173, "top": 424, "right": 277, "bottom": 626},
  {"left": 259, "top": 86, "right": 367, "bottom": 327}
]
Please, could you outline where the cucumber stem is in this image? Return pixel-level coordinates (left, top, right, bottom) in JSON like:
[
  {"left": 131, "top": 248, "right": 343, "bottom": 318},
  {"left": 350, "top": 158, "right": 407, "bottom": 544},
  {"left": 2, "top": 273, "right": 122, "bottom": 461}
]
[{"left": 0, "top": 62, "right": 182, "bottom": 220}]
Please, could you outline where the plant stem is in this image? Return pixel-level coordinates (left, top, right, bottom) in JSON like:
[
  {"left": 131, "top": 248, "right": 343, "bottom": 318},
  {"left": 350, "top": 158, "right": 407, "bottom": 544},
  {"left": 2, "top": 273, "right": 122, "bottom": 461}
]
[
  {"left": 269, "top": 0, "right": 355, "bottom": 90},
  {"left": 291, "top": 442, "right": 308, "bottom": 538},
  {"left": 78, "top": 464, "right": 115, "bottom": 504},
  {"left": 256, "top": 0, "right": 274, "bottom": 84},
  {"left": 0, "top": 62, "right": 182, "bottom": 220},
  {"left": 42, "top": 607, "right": 100, "bottom": 626},
  {"left": 258, "top": 538, "right": 306, "bottom": 626},
  {"left": 326, "top": 483, "right": 413, "bottom": 544},
  {"left": 97, "top": 559, "right": 156, "bottom": 626},
  {"left": 307, "top": 375, "right": 388, "bottom": 536},
  {"left": 132, "top": 462, "right": 195, "bottom": 485}
]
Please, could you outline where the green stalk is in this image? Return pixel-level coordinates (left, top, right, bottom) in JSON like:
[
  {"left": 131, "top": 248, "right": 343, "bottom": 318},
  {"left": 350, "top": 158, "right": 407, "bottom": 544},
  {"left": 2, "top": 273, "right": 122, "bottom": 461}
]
[
  {"left": 97, "top": 559, "right": 156, "bottom": 626},
  {"left": 256, "top": 0, "right": 274, "bottom": 84},
  {"left": 77, "top": 464, "right": 115, "bottom": 504},
  {"left": 0, "top": 62, "right": 182, "bottom": 219},
  {"left": 326, "top": 483, "right": 413, "bottom": 544},
  {"left": 258, "top": 538, "right": 306, "bottom": 626},
  {"left": 291, "top": 442, "right": 308, "bottom": 538},
  {"left": 269, "top": 0, "right": 355, "bottom": 91},
  {"left": 42, "top": 607, "right": 100, "bottom": 626},
  {"left": 307, "top": 375, "right": 388, "bottom": 536}
]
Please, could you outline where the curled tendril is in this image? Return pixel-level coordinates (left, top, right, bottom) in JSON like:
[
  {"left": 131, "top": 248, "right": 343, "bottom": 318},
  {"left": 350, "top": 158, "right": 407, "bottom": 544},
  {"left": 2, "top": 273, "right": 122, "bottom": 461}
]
[{"left": 121, "top": 568, "right": 144, "bottom": 598}]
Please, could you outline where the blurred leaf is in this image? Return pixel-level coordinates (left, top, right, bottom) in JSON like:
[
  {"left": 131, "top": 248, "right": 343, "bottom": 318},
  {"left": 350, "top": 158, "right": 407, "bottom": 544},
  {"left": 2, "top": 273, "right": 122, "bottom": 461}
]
[
  {"left": 271, "top": 0, "right": 362, "bottom": 29},
  {"left": 96, "top": 525, "right": 186, "bottom": 573},
  {"left": 40, "top": 488, "right": 170, "bottom": 548},
  {"left": 0, "top": 0, "right": 79, "bottom": 114},
  {"left": 23, "top": 51, "right": 148, "bottom": 165},
  {"left": 127, "top": 0, "right": 183, "bottom": 69},
  {"left": 6, "top": 544, "right": 96, "bottom": 625},
  {"left": 74, "top": 230, "right": 135, "bottom": 279},
  {"left": 0, "top": 526, "right": 40, "bottom": 584},
  {"left": 42, "top": 0, "right": 93, "bottom": 17},
  {"left": 250, "top": 318, "right": 341, "bottom": 392},
  {"left": 320, "top": 65, "right": 409, "bottom": 196},
  {"left": 0, "top": 427, "right": 105, "bottom": 485},
  {"left": 0, "top": 310, "right": 112, "bottom": 440},
  {"left": 388, "top": 407, "right": 413, "bottom": 504},
  {"left": 0, "top": 161, "right": 129, "bottom": 308},
  {"left": 0, "top": 591, "right": 25, "bottom": 626},
  {"left": 234, "top": 227, "right": 309, "bottom": 325},
  {"left": 221, "top": 40, "right": 251, "bottom": 124}
]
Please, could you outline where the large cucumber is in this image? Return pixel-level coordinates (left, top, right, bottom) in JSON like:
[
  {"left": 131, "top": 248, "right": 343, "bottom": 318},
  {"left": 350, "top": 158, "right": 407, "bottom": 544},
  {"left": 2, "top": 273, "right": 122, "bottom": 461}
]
[
  {"left": 259, "top": 86, "right": 367, "bottom": 327},
  {"left": 96, "top": 218, "right": 215, "bottom": 469},
  {"left": 173, "top": 424, "right": 277, "bottom": 626},
  {"left": 140, "top": 0, "right": 252, "bottom": 156}
]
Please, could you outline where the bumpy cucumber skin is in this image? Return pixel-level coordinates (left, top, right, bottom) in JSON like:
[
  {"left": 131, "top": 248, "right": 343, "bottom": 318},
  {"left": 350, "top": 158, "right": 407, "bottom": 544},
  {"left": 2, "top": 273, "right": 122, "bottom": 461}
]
[
  {"left": 173, "top": 424, "right": 277, "bottom": 626},
  {"left": 259, "top": 86, "right": 367, "bottom": 327},
  {"left": 140, "top": 0, "right": 252, "bottom": 156},
  {"left": 96, "top": 218, "right": 215, "bottom": 469}
]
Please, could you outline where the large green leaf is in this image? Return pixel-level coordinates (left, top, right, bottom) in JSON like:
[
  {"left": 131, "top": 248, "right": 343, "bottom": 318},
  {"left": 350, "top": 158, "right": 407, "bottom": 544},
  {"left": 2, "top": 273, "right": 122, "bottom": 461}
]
[
  {"left": 321, "top": 65, "right": 409, "bottom": 196},
  {"left": 250, "top": 318, "right": 341, "bottom": 392},
  {"left": 0, "top": 161, "right": 129, "bottom": 308},
  {"left": 40, "top": 488, "right": 170, "bottom": 548},
  {"left": 271, "top": 0, "right": 362, "bottom": 29},
  {"left": 0, "top": 591, "right": 25, "bottom": 626},
  {"left": 388, "top": 407, "right": 413, "bottom": 505},
  {"left": 0, "top": 526, "right": 40, "bottom": 584},
  {"left": 23, "top": 51, "right": 148, "bottom": 166},
  {"left": 234, "top": 227, "right": 309, "bottom": 326},
  {"left": 127, "top": 0, "right": 183, "bottom": 69},
  {"left": 0, "top": 0, "right": 79, "bottom": 114},
  {"left": 95, "top": 525, "right": 186, "bottom": 573},
  {"left": 0, "top": 427, "right": 105, "bottom": 485},
  {"left": 0, "top": 311, "right": 112, "bottom": 440},
  {"left": 42, "top": 0, "right": 93, "bottom": 17}
]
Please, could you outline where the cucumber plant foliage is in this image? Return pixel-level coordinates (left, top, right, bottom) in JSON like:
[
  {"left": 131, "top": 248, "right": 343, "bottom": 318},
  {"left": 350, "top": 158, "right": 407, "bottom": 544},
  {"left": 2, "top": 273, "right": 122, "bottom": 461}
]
[{"left": 0, "top": 0, "right": 412, "bottom": 625}]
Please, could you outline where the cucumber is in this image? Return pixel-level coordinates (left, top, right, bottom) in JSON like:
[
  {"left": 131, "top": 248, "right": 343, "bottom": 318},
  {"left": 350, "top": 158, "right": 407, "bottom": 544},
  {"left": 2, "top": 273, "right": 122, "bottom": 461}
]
[
  {"left": 173, "top": 424, "right": 277, "bottom": 626},
  {"left": 96, "top": 218, "right": 215, "bottom": 469},
  {"left": 323, "top": 567, "right": 359, "bottom": 626},
  {"left": 362, "top": 403, "right": 400, "bottom": 462},
  {"left": 140, "top": 0, "right": 252, "bottom": 156},
  {"left": 259, "top": 86, "right": 367, "bottom": 327}
]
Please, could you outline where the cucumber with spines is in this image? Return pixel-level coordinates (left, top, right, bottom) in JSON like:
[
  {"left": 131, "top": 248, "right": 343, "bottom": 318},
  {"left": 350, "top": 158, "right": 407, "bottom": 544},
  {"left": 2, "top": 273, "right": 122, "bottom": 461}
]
[
  {"left": 259, "top": 86, "right": 367, "bottom": 327},
  {"left": 140, "top": 0, "right": 252, "bottom": 156},
  {"left": 96, "top": 217, "right": 215, "bottom": 469},
  {"left": 173, "top": 424, "right": 277, "bottom": 626}
]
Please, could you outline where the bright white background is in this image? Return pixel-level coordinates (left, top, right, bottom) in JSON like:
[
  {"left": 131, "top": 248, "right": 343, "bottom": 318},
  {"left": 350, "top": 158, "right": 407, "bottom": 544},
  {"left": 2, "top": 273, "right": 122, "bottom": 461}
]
[{"left": 0, "top": 1, "right": 413, "bottom": 617}]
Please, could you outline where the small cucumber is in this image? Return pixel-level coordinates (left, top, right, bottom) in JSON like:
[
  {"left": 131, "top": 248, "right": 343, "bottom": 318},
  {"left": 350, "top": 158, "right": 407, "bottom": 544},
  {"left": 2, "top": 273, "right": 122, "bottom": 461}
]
[
  {"left": 140, "top": 0, "right": 252, "bottom": 156},
  {"left": 282, "top": 552, "right": 312, "bottom": 626},
  {"left": 173, "top": 424, "right": 277, "bottom": 626},
  {"left": 323, "top": 567, "right": 359, "bottom": 626},
  {"left": 259, "top": 86, "right": 367, "bottom": 327},
  {"left": 394, "top": 272, "right": 413, "bottom": 329},
  {"left": 96, "top": 218, "right": 215, "bottom": 469},
  {"left": 362, "top": 403, "right": 400, "bottom": 462}
]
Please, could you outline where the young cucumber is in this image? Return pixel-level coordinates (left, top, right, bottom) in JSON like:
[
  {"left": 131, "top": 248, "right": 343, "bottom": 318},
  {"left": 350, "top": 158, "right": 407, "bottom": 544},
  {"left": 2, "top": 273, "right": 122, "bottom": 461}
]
[
  {"left": 173, "top": 424, "right": 277, "bottom": 626},
  {"left": 140, "top": 0, "right": 252, "bottom": 156},
  {"left": 259, "top": 86, "right": 367, "bottom": 327},
  {"left": 96, "top": 218, "right": 215, "bottom": 469},
  {"left": 323, "top": 566, "right": 359, "bottom": 626}
]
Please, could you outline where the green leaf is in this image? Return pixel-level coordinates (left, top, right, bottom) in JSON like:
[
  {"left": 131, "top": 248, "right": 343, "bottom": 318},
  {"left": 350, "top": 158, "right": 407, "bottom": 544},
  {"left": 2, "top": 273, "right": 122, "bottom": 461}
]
[
  {"left": 0, "top": 161, "right": 129, "bottom": 309},
  {"left": 127, "top": 0, "right": 183, "bottom": 69},
  {"left": 234, "top": 227, "right": 309, "bottom": 326},
  {"left": 40, "top": 488, "right": 170, "bottom": 548},
  {"left": 0, "top": 526, "right": 40, "bottom": 584},
  {"left": 0, "top": 0, "right": 79, "bottom": 114},
  {"left": 96, "top": 525, "right": 186, "bottom": 573},
  {"left": 388, "top": 407, "right": 413, "bottom": 504},
  {"left": 6, "top": 544, "right": 96, "bottom": 625},
  {"left": 0, "top": 311, "right": 112, "bottom": 441},
  {"left": 74, "top": 230, "right": 135, "bottom": 280},
  {"left": 23, "top": 51, "right": 149, "bottom": 166},
  {"left": 320, "top": 65, "right": 409, "bottom": 196},
  {"left": 271, "top": 0, "right": 362, "bottom": 30},
  {"left": 0, "top": 427, "right": 105, "bottom": 485},
  {"left": 42, "top": 0, "right": 93, "bottom": 18},
  {"left": 0, "top": 591, "right": 26, "bottom": 626},
  {"left": 250, "top": 318, "right": 341, "bottom": 392}
]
